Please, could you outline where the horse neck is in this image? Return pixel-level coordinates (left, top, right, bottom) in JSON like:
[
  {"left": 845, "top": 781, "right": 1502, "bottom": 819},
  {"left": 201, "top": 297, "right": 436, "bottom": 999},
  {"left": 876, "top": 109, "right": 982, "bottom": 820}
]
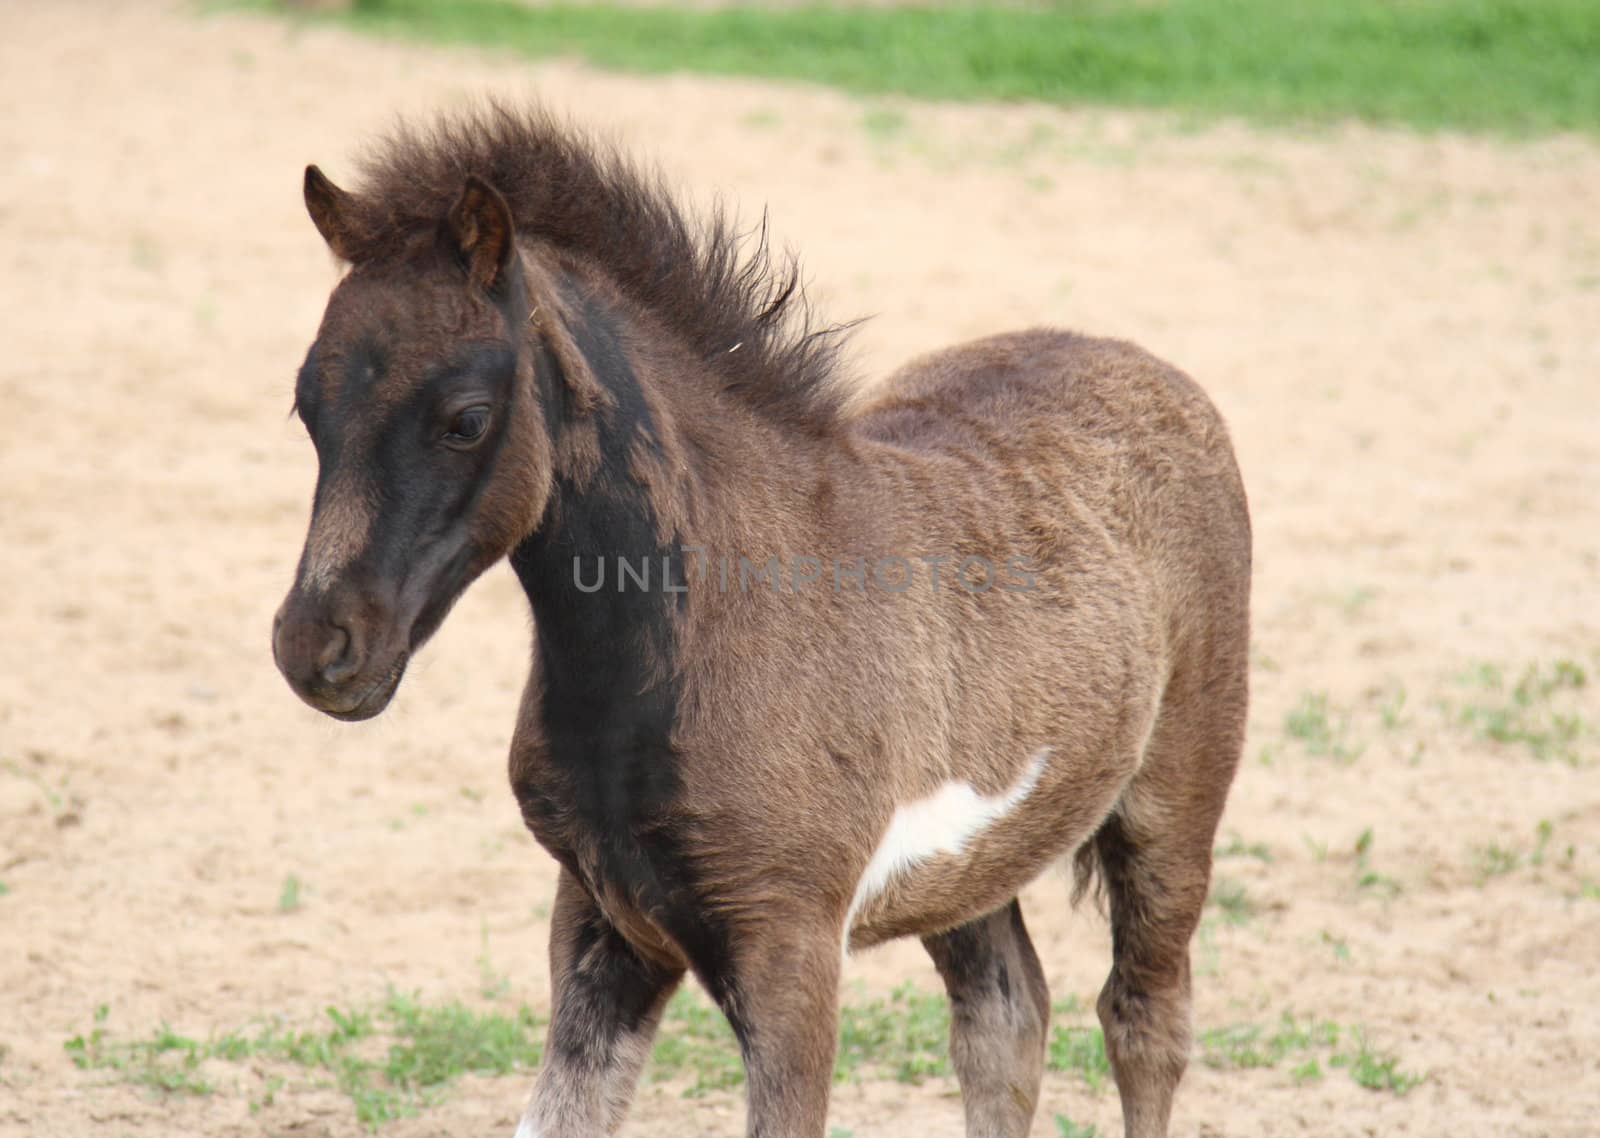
[{"left": 508, "top": 263, "right": 834, "bottom": 690}]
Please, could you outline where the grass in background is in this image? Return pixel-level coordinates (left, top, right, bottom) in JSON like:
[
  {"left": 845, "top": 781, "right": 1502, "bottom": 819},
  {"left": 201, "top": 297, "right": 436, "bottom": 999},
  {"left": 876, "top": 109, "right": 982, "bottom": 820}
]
[
  {"left": 1284, "top": 691, "right": 1365, "bottom": 763},
  {"left": 834, "top": 983, "right": 951, "bottom": 1082},
  {"left": 65, "top": 995, "right": 544, "bottom": 1125},
  {"left": 1055, "top": 1115, "right": 1099, "bottom": 1138},
  {"left": 66, "top": 984, "right": 1423, "bottom": 1124},
  {"left": 1200, "top": 1013, "right": 1423, "bottom": 1093},
  {"left": 277, "top": 873, "right": 303, "bottom": 913},
  {"left": 1206, "top": 876, "right": 1258, "bottom": 925},
  {"left": 1352, "top": 826, "right": 1402, "bottom": 898},
  {"left": 246, "top": 0, "right": 1600, "bottom": 136},
  {"left": 1452, "top": 659, "right": 1591, "bottom": 763},
  {"left": 1470, "top": 818, "right": 1569, "bottom": 884},
  {"left": 1215, "top": 832, "right": 1273, "bottom": 863}
]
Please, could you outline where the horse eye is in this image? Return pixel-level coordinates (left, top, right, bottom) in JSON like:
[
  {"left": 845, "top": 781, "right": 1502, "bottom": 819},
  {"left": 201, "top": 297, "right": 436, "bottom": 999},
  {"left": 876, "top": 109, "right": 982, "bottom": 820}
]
[{"left": 445, "top": 406, "right": 490, "bottom": 444}]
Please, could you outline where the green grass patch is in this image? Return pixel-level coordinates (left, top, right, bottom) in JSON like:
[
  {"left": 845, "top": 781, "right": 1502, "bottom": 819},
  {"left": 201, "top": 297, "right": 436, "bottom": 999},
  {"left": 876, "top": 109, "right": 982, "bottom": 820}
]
[
  {"left": 1332, "top": 1030, "right": 1426, "bottom": 1094},
  {"left": 67, "top": 984, "right": 1429, "bottom": 1124},
  {"left": 835, "top": 983, "right": 951, "bottom": 1083},
  {"left": 1473, "top": 840, "right": 1523, "bottom": 882},
  {"left": 1055, "top": 1114, "right": 1099, "bottom": 1138},
  {"left": 64, "top": 1006, "right": 219, "bottom": 1096},
  {"left": 65, "top": 994, "right": 544, "bottom": 1127},
  {"left": 1377, "top": 681, "right": 1411, "bottom": 731},
  {"left": 65, "top": 985, "right": 963, "bottom": 1121},
  {"left": 647, "top": 989, "right": 747, "bottom": 1095},
  {"left": 1048, "top": 1021, "right": 1111, "bottom": 1090},
  {"left": 1453, "top": 659, "right": 1592, "bottom": 763},
  {"left": 1320, "top": 929, "right": 1352, "bottom": 962},
  {"left": 1471, "top": 818, "right": 1572, "bottom": 884},
  {"left": 646, "top": 982, "right": 956, "bottom": 1092},
  {"left": 653, "top": 985, "right": 1111, "bottom": 1093},
  {"left": 65, "top": 984, "right": 1127, "bottom": 1121},
  {"left": 1284, "top": 691, "right": 1364, "bottom": 763},
  {"left": 1215, "top": 832, "right": 1273, "bottom": 864},
  {"left": 1200, "top": 1012, "right": 1422, "bottom": 1094},
  {"left": 1353, "top": 826, "right": 1402, "bottom": 898},
  {"left": 1206, "top": 876, "right": 1258, "bottom": 925},
  {"left": 1200, "top": 1013, "right": 1339, "bottom": 1070},
  {"left": 242, "top": 0, "right": 1600, "bottom": 136},
  {"left": 278, "top": 873, "right": 303, "bottom": 913}
]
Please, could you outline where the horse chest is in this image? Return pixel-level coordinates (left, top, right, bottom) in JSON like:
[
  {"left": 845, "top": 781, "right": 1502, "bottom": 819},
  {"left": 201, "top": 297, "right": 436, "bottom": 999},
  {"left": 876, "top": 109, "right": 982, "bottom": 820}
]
[{"left": 510, "top": 728, "right": 734, "bottom": 976}]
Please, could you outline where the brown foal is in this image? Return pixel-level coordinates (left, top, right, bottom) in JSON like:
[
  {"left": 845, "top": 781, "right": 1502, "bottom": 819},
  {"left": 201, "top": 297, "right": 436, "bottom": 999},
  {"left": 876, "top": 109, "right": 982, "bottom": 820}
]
[{"left": 272, "top": 106, "right": 1251, "bottom": 1138}]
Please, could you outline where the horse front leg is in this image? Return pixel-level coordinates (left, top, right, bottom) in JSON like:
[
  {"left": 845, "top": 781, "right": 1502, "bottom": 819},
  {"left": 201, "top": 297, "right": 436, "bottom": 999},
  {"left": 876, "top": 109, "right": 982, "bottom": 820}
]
[
  {"left": 711, "top": 922, "right": 842, "bottom": 1138},
  {"left": 515, "top": 869, "right": 683, "bottom": 1138}
]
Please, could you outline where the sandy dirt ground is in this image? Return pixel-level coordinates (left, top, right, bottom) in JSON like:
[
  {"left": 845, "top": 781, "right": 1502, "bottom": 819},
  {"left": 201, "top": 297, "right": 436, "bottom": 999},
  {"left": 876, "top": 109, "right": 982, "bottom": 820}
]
[{"left": 3, "top": 2, "right": 1599, "bottom": 1136}]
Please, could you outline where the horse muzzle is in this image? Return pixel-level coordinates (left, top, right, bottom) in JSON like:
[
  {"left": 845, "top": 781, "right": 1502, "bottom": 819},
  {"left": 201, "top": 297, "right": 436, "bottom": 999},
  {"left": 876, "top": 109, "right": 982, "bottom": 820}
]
[{"left": 272, "top": 585, "right": 409, "bottom": 721}]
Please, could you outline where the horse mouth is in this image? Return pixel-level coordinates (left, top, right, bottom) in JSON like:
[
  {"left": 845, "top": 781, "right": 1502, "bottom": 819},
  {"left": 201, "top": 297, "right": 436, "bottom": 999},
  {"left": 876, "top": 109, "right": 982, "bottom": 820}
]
[{"left": 315, "top": 656, "right": 409, "bottom": 722}]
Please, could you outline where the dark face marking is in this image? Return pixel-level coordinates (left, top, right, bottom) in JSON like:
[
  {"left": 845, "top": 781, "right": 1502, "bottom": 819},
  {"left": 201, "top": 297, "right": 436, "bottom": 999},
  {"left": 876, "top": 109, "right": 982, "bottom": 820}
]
[
  {"left": 291, "top": 344, "right": 320, "bottom": 430},
  {"left": 372, "top": 343, "right": 515, "bottom": 628},
  {"left": 336, "top": 337, "right": 390, "bottom": 412},
  {"left": 275, "top": 257, "right": 543, "bottom": 721},
  {"left": 293, "top": 337, "right": 389, "bottom": 439},
  {"left": 509, "top": 283, "right": 732, "bottom": 1001}
]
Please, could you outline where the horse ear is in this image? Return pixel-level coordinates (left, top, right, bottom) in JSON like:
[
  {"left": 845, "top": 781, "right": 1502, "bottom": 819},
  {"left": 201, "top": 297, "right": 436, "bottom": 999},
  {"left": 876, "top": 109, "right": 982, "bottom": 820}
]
[
  {"left": 447, "top": 175, "right": 515, "bottom": 292},
  {"left": 304, "top": 165, "right": 359, "bottom": 261}
]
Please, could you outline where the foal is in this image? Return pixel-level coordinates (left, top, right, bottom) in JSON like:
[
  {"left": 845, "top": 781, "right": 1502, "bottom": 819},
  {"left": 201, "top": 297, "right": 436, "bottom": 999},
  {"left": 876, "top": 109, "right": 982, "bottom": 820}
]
[{"left": 272, "top": 107, "right": 1250, "bottom": 1138}]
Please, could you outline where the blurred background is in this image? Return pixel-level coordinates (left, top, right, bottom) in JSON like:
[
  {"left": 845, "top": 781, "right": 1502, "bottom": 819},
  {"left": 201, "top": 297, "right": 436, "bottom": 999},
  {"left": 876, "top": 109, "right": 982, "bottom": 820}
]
[{"left": 1, "top": 2, "right": 1596, "bottom": 1136}]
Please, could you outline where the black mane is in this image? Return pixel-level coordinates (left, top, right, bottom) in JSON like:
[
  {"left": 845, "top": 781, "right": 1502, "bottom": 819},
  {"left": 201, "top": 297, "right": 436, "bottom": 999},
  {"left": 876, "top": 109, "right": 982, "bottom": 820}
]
[{"left": 340, "top": 103, "right": 853, "bottom": 429}]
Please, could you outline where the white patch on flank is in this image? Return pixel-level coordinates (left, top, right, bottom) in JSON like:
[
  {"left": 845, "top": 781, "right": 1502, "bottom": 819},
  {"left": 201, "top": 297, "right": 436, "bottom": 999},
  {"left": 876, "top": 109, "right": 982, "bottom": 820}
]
[
  {"left": 512, "top": 1113, "right": 541, "bottom": 1138},
  {"left": 844, "top": 747, "right": 1052, "bottom": 951}
]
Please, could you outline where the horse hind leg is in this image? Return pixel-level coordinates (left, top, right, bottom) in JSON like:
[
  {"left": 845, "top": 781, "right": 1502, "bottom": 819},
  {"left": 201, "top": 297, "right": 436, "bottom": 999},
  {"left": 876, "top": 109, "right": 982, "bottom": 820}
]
[
  {"left": 922, "top": 898, "right": 1051, "bottom": 1138},
  {"left": 1087, "top": 681, "right": 1245, "bottom": 1138}
]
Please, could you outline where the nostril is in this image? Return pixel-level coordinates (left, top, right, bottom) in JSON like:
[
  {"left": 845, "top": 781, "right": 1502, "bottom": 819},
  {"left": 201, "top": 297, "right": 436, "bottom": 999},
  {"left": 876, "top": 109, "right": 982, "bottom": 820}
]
[{"left": 318, "top": 625, "right": 358, "bottom": 684}]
